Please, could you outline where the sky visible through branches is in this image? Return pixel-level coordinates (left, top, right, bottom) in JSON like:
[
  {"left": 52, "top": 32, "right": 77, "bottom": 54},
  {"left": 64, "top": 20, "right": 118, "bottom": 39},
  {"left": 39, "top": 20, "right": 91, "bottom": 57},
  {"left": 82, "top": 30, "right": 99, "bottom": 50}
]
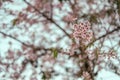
[{"left": 0, "top": 0, "right": 120, "bottom": 80}]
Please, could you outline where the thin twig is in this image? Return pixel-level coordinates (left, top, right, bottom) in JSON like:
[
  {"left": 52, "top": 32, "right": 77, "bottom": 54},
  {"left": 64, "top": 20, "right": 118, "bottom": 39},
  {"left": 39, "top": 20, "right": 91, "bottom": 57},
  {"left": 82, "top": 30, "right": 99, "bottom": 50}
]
[
  {"left": 86, "top": 27, "right": 120, "bottom": 49},
  {"left": 0, "top": 31, "right": 32, "bottom": 47}
]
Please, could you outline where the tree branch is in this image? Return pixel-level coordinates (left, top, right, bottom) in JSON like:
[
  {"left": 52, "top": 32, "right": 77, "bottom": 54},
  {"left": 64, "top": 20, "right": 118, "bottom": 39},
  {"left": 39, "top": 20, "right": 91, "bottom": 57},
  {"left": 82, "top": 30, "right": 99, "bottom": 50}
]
[
  {"left": 0, "top": 31, "right": 32, "bottom": 47},
  {"left": 0, "top": 31, "right": 66, "bottom": 55},
  {"left": 23, "top": 0, "right": 71, "bottom": 39},
  {"left": 86, "top": 27, "right": 120, "bottom": 49}
]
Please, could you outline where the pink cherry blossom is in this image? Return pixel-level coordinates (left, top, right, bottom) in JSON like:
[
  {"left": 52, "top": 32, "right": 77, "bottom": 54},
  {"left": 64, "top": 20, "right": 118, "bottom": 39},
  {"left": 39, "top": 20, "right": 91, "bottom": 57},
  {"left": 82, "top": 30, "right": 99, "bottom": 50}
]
[{"left": 72, "top": 21, "right": 93, "bottom": 45}]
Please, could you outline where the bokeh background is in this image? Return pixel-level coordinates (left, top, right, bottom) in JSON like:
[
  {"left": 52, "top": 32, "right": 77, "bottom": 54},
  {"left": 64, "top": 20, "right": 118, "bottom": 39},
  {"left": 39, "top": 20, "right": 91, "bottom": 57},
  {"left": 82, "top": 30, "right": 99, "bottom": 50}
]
[{"left": 0, "top": 0, "right": 120, "bottom": 80}]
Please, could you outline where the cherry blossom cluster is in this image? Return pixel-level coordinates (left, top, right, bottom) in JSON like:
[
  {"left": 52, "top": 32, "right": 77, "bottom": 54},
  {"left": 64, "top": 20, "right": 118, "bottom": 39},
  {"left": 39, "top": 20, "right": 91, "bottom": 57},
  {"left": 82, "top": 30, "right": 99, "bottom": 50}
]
[{"left": 72, "top": 21, "right": 93, "bottom": 44}]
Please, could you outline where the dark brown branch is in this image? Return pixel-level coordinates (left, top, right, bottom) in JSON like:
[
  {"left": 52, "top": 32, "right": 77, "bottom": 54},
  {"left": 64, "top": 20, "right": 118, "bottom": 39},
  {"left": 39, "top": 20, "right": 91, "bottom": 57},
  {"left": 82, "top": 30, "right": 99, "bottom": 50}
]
[
  {"left": 86, "top": 27, "right": 120, "bottom": 49},
  {"left": 96, "top": 27, "right": 120, "bottom": 41},
  {"left": 0, "top": 31, "right": 32, "bottom": 47},
  {"left": 23, "top": 0, "right": 71, "bottom": 39},
  {"left": 0, "top": 31, "right": 65, "bottom": 54}
]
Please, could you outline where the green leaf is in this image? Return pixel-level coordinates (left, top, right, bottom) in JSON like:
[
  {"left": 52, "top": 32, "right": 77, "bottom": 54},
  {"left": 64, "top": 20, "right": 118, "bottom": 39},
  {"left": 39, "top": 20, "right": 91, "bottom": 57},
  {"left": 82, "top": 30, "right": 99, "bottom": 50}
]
[
  {"left": 52, "top": 48, "right": 58, "bottom": 58},
  {"left": 94, "top": 48, "right": 99, "bottom": 59},
  {"left": 72, "top": 38, "right": 76, "bottom": 43},
  {"left": 42, "top": 73, "right": 46, "bottom": 80},
  {"left": 89, "top": 15, "right": 97, "bottom": 23},
  {"left": 12, "top": 18, "right": 18, "bottom": 26}
]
